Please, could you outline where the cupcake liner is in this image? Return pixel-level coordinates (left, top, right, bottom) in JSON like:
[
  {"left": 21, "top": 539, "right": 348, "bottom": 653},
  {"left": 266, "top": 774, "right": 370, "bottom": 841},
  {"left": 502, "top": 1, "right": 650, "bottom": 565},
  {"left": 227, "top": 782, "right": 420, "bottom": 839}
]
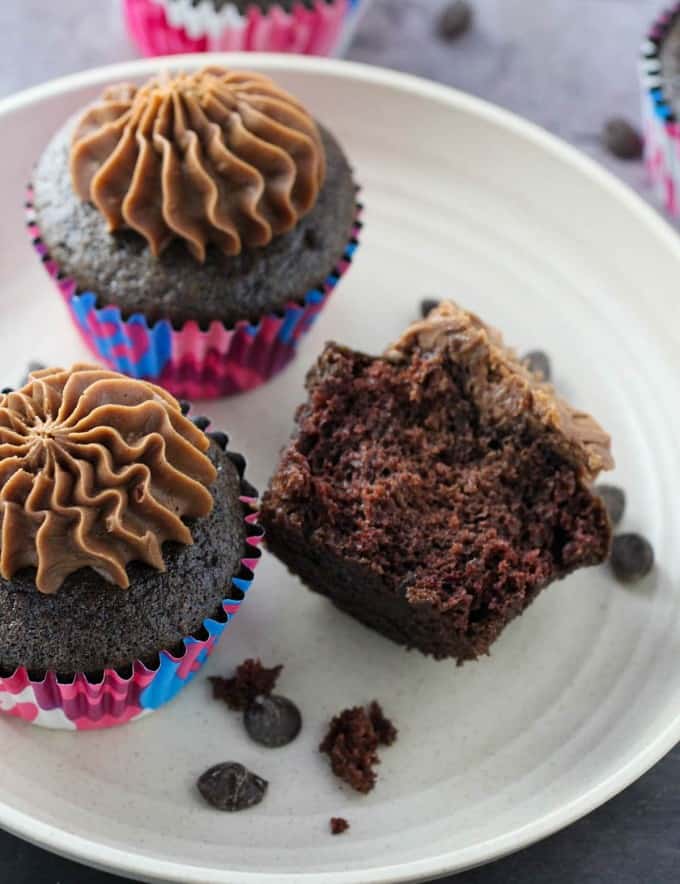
[
  {"left": 123, "top": 0, "right": 365, "bottom": 57},
  {"left": 25, "top": 190, "right": 362, "bottom": 399},
  {"left": 640, "top": 3, "right": 680, "bottom": 215},
  {"left": 0, "top": 433, "right": 264, "bottom": 730}
]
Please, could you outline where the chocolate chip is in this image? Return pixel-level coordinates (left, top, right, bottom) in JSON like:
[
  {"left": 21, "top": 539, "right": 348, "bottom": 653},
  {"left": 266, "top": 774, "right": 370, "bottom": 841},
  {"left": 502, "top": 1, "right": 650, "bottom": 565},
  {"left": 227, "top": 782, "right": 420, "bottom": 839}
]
[
  {"left": 179, "top": 400, "right": 191, "bottom": 415},
  {"left": 192, "top": 416, "right": 210, "bottom": 431},
  {"left": 523, "top": 350, "right": 551, "bottom": 381},
  {"left": 197, "top": 762, "right": 268, "bottom": 811},
  {"left": 330, "top": 817, "right": 350, "bottom": 835},
  {"left": 0, "top": 387, "right": 13, "bottom": 395},
  {"left": 420, "top": 298, "right": 441, "bottom": 318},
  {"left": 437, "top": 0, "right": 473, "bottom": 40},
  {"left": 602, "top": 118, "right": 643, "bottom": 161},
  {"left": 596, "top": 484, "right": 626, "bottom": 527},
  {"left": 244, "top": 695, "right": 302, "bottom": 748},
  {"left": 610, "top": 533, "right": 654, "bottom": 583}
]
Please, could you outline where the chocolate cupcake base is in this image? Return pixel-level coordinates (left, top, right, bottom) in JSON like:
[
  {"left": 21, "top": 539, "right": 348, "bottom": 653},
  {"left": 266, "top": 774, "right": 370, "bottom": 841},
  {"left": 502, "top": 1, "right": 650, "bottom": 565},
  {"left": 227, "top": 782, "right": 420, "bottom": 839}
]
[{"left": 0, "top": 435, "right": 263, "bottom": 730}]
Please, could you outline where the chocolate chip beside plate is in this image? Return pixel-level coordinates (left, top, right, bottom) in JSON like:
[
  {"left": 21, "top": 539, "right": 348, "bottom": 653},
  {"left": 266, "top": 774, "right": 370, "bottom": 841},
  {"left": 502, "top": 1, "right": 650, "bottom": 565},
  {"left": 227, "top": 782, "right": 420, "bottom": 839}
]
[
  {"left": 420, "top": 298, "right": 441, "bottom": 318},
  {"left": 602, "top": 118, "right": 643, "bottom": 161},
  {"left": 523, "top": 350, "right": 551, "bottom": 381},
  {"left": 437, "top": 1, "right": 473, "bottom": 40},
  {"left": 197, "top": 762, "right": 268, "bottom": 811},
  {"left": 596, "top": 484, "right": 626, "bottom": 527},
  {"left": 610, "top": 533, "right": 654, "bottom": 583},
  {"left": 244, "top": 695, "right": 302, "bottom": 748}
]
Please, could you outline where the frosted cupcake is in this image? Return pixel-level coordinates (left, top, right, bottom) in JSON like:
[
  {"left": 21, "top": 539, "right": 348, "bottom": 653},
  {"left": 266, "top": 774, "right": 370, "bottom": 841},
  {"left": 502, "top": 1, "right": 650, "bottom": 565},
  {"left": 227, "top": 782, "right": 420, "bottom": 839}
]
[
  {"left": 27, "top": 67, "right": 361, "bottom": 398},
  {"left": 0, "top": 364, "right": 262, "bottom": 729}
]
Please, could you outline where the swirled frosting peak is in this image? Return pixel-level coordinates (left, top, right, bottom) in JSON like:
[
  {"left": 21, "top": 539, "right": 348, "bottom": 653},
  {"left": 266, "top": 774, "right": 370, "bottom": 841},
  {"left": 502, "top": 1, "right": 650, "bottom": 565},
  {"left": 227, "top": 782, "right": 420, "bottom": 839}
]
[
  {"left": 69, "top": 67, "right": 326, "bottom": 261},
  {"left": 0, "top": 365, "right": 217, "bottom": 593}
]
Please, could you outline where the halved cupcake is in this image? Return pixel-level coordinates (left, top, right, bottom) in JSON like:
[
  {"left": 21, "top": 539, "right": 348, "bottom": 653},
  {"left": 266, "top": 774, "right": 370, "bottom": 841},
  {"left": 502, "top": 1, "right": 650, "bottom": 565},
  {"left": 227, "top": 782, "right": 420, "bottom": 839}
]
[{"left": 262, "top": 300, "right": 613, "bottom": 661}]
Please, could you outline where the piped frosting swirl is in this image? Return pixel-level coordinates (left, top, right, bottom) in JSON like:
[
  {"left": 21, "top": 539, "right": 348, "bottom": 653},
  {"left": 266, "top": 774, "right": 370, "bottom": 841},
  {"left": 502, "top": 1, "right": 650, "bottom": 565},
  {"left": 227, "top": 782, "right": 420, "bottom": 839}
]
[
  {"left": 69, "top": 67, "right": 326, "bottom": 261},
  {"left": 0, "top": 365, "right": 216, "bottom": 593}
]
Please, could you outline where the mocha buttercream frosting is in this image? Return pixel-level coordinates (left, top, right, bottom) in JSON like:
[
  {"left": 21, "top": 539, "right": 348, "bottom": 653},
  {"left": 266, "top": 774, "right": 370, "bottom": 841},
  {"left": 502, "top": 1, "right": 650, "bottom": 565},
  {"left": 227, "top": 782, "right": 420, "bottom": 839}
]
[
  {"left": 0, "top": 365, "right": 216, "bottom": 593},
  {"left": 69, "top": 67, "right": 326, "bottom": 261},
  {"left": 385, "top": 300, "right": 614, "bottom": 481}
]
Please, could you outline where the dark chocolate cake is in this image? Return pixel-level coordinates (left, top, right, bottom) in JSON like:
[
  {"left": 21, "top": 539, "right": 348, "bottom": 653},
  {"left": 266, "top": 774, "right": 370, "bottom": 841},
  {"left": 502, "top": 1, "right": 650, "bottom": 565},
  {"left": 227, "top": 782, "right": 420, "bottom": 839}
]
[{"left": 262, "top": 301, "right": 614, "bottom": 661}]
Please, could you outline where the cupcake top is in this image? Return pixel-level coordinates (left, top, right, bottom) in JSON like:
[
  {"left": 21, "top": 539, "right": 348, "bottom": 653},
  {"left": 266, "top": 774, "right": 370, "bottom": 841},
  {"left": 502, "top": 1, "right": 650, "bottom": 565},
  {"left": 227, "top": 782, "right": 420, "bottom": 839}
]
[
  {"left": 0, "top": 365, "right": 216, "bottom": 594},
  {"left": 69, "top": 67, "right": 326, "bottom": 262},
  {"left": 384, "top": 301, "right": 613, "bottom": 481}
]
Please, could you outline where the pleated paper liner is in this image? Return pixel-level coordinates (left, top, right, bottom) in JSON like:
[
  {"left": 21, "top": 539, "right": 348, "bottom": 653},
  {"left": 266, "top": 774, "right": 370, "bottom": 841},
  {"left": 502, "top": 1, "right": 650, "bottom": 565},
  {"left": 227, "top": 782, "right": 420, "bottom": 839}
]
[
  {"left": 25, "top": 189, "right": 362, "bottom": 399},
  {"left": 641, "top": 2, "right": 680, "bottom": 215},
  {"left": 0, "top": 429, "right": 263, "bottom": 730},
  {"left": 123, "top": 0, "right": 364, "bottom": 57}
]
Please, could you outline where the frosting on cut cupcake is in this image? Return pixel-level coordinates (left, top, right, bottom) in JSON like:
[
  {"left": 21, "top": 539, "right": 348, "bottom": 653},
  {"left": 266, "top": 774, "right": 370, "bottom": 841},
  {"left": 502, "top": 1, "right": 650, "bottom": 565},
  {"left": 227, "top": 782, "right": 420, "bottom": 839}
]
[
  {"left": 385, "top": 301, "right": 614, "bottom": 482},
  {"left": 70, "top": 67, "right": 326, "bottom": 261},
  {"left": 0, "top": 365, "right": 216, "bottom": 593}
]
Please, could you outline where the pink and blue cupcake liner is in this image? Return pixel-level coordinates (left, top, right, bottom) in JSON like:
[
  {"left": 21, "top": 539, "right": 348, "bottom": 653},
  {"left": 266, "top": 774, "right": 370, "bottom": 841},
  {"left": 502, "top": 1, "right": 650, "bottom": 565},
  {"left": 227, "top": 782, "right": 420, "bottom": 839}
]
[
  {"left": 640, "top": 3, "right": 680, "bottom": 215},
  {"left": 26, "top": 189, "right": 362, "bottom": 399},
  {"left": 123, "top": 0, "right": 366, "bottom": 58},
  {"left": 0, "top": 444, "right": 264, "bottom": 730}
]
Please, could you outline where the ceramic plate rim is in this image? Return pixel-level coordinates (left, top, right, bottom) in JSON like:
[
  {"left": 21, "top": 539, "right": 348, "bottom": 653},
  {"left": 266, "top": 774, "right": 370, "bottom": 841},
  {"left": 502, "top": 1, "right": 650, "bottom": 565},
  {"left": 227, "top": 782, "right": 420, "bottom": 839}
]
[{"left": 1, "top": 53, "right": 679, "bottom": 884}]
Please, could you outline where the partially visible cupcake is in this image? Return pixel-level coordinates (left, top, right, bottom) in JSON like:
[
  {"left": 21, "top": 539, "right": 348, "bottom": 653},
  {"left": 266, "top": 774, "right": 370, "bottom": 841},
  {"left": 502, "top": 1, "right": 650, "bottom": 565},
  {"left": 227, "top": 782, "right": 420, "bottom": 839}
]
[
  {"left": 123, "top": 0, "right": 367, "bottom": 59},
  {"left": 27, "top": 67, "right": 361, "bottom": 398},
  {"left": 0, "top": 364, "right": 262, "bottom": 729},
  {"left": 641, "top": 3, "right": 680, "bottom": 215}
]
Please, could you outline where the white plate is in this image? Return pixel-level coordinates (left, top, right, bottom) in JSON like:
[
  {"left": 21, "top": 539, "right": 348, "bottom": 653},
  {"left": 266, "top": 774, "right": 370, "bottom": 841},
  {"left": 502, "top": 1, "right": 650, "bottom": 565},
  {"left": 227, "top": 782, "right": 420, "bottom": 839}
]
[{"left": 0, "top": 54, "right": 679, "bottom": 884}]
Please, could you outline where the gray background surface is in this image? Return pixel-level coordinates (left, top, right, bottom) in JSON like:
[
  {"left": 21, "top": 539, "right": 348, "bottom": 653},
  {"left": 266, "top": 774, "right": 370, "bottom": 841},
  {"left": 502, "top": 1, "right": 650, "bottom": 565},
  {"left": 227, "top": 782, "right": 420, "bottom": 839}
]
[{"left": 0, "top": 1, "right": 678, "bottom": 882}]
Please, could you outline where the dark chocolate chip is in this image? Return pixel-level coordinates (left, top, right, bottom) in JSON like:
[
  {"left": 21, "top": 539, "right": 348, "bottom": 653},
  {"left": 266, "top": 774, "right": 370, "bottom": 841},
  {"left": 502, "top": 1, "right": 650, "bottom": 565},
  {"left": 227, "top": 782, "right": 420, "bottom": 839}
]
[
  {"left": 437, "top": 1, "right": 473, "bottom": 40},
  {"left": 0, "top": 387, "right": 13, "bottom": 395},
  {"left": 523, "top": 350, "right": 551, "bottom": 381},
  {"left": 330, "top": 816, "right": 350, "bottom": 835},
  {"left": 179, "top": 400, "right": 191, "bottom": 416},
  {"left": 602, "top": 118, "right": 644, "bottom": 161},
  {"left": 610, "top": 533, "right": 654, "bottom": 583},
  {"left": 244, "top": 695, "right": 302, "bottom": 748},
  {"left": 192, "top": 416, "right": 211, "bottom": 431},
  {"left": 197, "top": 762, "right": 268, "bottom": 811},
  {"left": 596, "top": 484, "right": 626, "bottom": 527},
  {"left": 420, "top": 298, "right": 441, "bottom": 318},
  {"left": 207, "top": 430, "right": 228, "bottom": 450}
]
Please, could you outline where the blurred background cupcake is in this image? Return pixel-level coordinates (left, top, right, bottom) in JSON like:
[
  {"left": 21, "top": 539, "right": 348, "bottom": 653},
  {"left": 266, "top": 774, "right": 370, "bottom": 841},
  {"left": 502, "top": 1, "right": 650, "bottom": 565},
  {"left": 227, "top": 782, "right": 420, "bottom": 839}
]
[
  {"left": 0, "top": 364, "right": 262, "bottom": 729},
  {"left": 641, "top": 2, "right": 680, "bottom": 216},
  {"left": 123, "top": 0, "right": 369, "bottom": 58},
  {"left": 27, "top": 66, "right": 361, "bottom": 398}
]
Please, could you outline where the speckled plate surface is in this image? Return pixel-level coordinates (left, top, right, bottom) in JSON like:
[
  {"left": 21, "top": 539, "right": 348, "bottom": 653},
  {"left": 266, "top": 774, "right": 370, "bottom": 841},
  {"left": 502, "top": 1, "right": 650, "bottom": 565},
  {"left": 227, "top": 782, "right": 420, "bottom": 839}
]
[{"left": 0, "top": 55, "right": 678, "bottom": 884}]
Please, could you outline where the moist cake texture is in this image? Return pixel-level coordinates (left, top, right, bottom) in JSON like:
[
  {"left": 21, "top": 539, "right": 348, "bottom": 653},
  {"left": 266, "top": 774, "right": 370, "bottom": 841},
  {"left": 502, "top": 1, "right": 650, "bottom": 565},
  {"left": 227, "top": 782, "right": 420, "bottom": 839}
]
[{"left": 262, "top": 301, "right": 613, "bottom": 661}]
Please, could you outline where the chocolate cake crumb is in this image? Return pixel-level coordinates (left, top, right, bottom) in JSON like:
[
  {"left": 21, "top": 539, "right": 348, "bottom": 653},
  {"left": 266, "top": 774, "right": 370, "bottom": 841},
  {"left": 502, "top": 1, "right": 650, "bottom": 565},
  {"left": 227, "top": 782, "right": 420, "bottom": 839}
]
[
  {"left": 368, "top": 701, "right": 398, "bottom": 746},
  {"left": 320, "top": 703, "right": 397, "bottom": 794},
  {"left": 330, "top": 817, "right": 350, "bottom": 835},
  {"left": 209, "top": 659, "right": 283, "bottom": 711}
]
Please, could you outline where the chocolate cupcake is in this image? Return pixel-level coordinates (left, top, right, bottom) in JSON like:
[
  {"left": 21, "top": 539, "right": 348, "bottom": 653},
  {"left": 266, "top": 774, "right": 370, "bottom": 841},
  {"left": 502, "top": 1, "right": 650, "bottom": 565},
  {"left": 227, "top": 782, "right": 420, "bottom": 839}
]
[
  {"left": 261, "top": 301, "right": 613, "bottom": 662},
  {"left": 28, "top": 67, "right": 361, "bottom": 398},
  {"left": 123, "top": 0, "right": 365, "bottom": 59},
  {"left": 0, "top": 364, "right": 262, "bottom": 729}
]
